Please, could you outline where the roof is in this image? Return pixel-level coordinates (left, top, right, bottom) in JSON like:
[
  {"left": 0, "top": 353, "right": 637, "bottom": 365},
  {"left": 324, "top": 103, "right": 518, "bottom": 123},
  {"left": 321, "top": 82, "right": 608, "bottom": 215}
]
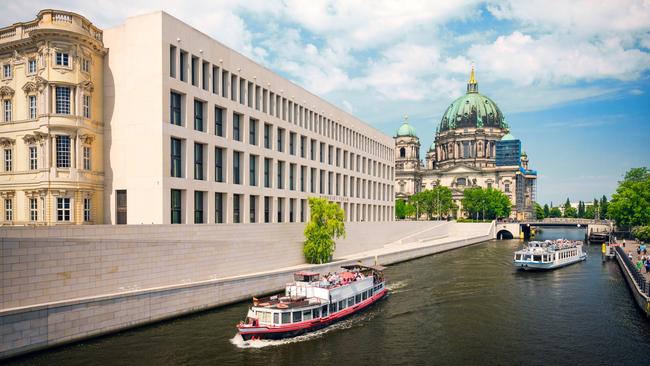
[
  {"left": 501, "top": 133, "right": 516, "bottom": 141},
  {"left": 294, "top": 271, "right": 319, "bottom": 276},
  {"left": 396, "top": 121, "right": 417, "bottom": 138}
]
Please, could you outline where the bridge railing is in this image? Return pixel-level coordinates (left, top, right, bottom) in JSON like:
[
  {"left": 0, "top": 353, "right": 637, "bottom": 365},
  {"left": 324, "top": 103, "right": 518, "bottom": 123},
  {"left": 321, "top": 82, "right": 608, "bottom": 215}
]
[{"left": 615, "top": 246, "right": 650, "bottom": 297}]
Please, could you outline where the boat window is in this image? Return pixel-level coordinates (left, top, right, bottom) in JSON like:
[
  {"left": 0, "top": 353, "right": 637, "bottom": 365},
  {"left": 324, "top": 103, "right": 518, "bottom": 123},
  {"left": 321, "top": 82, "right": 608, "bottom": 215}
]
[
  {"left": 282, "top": 312, "right": 291, "bottom": 324},
  {"left": 312, "top": 308, "right": 320, "bottom": 319},
  {"left": 292, "top": 311, "right": 302, "bottom": 323},
  {"left": 369, "top": 288, "right": 374, "bottom": 296},
  {"left": 321, "top": 305, "right": 328, "bottom": 317},
  {"left": 362, "top": 291, "right": 368, "bottom": 301},
  {"left": 348, "top": 297, "right": 354, "bottom": 307},
  {"left": 303, "top": 310, "right": 312, "bottom": 320},
  {"left": 330, "top": 302, "right": 338, "bottom": 313},
  {"left": 533, "top": 255, "right": 541, "bottom": 262},
  {"left": 258, "top": 311, "right": 272, "bottom": 324},
  {"left": 355, "top": 294, "right": 362, "bottom": 303},
  {"left": 273, "top": 313, "right": 279, "bottom": 324},
  {"left": 515, "top": 254, "right": 521, "bottom": 260},
  {"left": 339, "top": 300, "right": 346, "bottom": 310}
]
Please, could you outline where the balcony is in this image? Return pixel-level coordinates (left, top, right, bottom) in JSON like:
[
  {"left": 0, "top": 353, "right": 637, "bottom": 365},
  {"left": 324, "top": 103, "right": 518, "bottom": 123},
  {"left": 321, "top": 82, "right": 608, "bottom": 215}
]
[{"left": 0, "top": 9, "right": 103, "bottom": 48}]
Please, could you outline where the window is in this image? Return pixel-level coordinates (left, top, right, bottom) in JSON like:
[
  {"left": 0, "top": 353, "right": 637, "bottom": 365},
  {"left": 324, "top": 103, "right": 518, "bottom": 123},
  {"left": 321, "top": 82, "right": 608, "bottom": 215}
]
[
  {"left": 300, "top": 166, "right": 305, "bottom": 192},
  {"left": 215, "top": 147, "right": 224, "bottom": 182},
  {"left": 83, "top": 198, "right": 91, "bottom": 222},
  {"left": 300, "top": 136, "right": 306, "bottom": 158},
  {"left": 29, "top": 198, "right": 38, "bottom": 221},
  {"left": 277, "top": 197, "right": 284, "bottom": 222},
  {"left": 212, "top": 66, "right": 219, "bottom": 94},
  {"left": 281, "top": 311, "right": 290, "bottom": 324},
  {"left": 264, "top": 196, "right": 271, "bottom": 223},
  {"left": 171, "top": 138, "right": 182, "bottom": 177},
  {"left": 169, "top": 45, "right": 177, "bottom": 78},
  {"left": 3, "top": 100, "right": 11, "bottom": 122},
  {"left": 28, "top": 59, "right": 37, "bottom": 74},
  {"left": 56, "top": 135, "right": 70, "bottom": 168},
  {"left": 179, "top": 50, "right": 187, "bottom": 82},
  {"left": 170, "top": 92, "right": 182, "bottom": 125},
  {"left": 277, "top": 128, "right": 285, "bottom": 152},
  {"left": 191, "top": 56, "right": 198, "bottom": 86},
  {"left": 264, "top": 123, "right": 272, "bottom": 149},
  {"left": 233, "top": 113, "right": 241, "bottom": 141},
  {"left": 194, "top": 143, "right": 204, "bottom": 180},
  {"left": 171, "top": 189, "right": 182, "bottom": 224},
  {"left": 116, "top": 190, "right": 127, "bottom": 224},
  {"left": 4, "top": 199, "right": 12, "bottom": 222},
  {"left": 83, "top": 95, "right": 91, "bottom": 118},
  {"left": 28, "top": 95, "right": 37, "bottom": 119},
  {"left": 233, "top": 151, "right": 241, "bottom": 184},
  {"left": 55, "top": 87, "right": 70, "bottom": 114},
  {"left": 250, "top": 195, "right": 257, "bottom": 223},
  {"left": 214, "top": 106, "right": 224, "bottom": 136},
  {"left": 2, "top": 64, "right": 11, "bottom": 78},
  {"left": 233, "top": 194, "right": 241, "bottom": 223},
  {"left": 504, "top": 183, "right": 510, "bottom": 193},
  {"left": 29, "top": 146, "right": 37, "bottom": 170},
  {"left": 289, "top": 164, "right": 295, "bottom": 190},
  {"left": 83, "top": 146, "right": 91, "bottom": 170},
  {"left": 289, "top": 132, "right": 296, "bottom": 155},
  {"left": 215, "top": 192, "right": 224, "bottom": 223},
  {"left": 194, "top": 100, "right": 204, "bottom": 131},
  {"left": 56, "top": 197, "right": 71, "bottom": 221},
  {"left": 55, "top": 52, "right": 69, "bottom": 67},
  {"left": 264, "top": 158, "right": 271, "bottom": 188},
  {"left": 194, "top": 191, "right": 204, "bottom": 224},
  {"left": 277, "top": 161, "right": 284, "bottom": 189},
  {"left": 202, "top": 61, "right": 209, "bottom": 90},
  {"left": 81, "top": 58, "right": 90, "bottom": 73},
  {"left": 292, "top": 311, "right": 301, "bottom": 323},
  {"left": 249, "top": 155, "right": 257, "bottom": 186},
  {"left": 222, "top": 70, "right": 228, "bottom": 97},
  {"left": 249, "top": 118, "right": 257, "bottom": 145}
]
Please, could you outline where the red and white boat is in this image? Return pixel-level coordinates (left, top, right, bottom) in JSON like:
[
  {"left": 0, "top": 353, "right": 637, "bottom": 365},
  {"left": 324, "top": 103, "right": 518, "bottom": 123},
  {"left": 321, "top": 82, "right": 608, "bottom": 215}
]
[{"left": 237, "top": 264, "right": 387, "bottom": 341}]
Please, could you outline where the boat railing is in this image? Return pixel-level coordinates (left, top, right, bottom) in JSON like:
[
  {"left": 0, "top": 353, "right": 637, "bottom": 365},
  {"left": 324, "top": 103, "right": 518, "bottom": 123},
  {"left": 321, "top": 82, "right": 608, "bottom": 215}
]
[{"left": 615, "top": 246, "right": 650, "bottom": 297}]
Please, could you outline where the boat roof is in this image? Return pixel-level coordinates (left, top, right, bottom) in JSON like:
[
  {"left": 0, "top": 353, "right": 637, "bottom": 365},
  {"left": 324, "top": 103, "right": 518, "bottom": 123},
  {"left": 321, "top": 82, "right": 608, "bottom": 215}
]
[
  {"left": 341, "top": 264, "right": 386, "bottom": 272},
  {"left": 294, "top": 270, "right": 319, "bottom": 276}
]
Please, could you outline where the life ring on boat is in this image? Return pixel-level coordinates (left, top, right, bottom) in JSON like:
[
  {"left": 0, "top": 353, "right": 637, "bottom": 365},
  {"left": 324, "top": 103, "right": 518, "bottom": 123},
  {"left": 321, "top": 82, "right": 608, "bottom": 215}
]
[{"left": 276, "top": 303, "right": 288, "bottom": 309}]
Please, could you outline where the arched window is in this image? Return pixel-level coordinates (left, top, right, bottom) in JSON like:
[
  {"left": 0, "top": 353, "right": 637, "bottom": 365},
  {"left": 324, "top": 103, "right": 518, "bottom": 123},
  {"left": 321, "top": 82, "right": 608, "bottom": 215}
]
[{"left": 399, "top": 147, "right": 405, "bottom": 158}]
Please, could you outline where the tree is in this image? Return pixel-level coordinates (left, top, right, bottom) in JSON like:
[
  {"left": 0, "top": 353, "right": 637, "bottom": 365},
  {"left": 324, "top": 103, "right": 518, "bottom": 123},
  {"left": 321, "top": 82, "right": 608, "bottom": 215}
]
[
  {"left": 609, "top": 167, "right": 650, "bottom": 229},
  {"left": 584, "top": 204, "right": 596, "bottom": 219},
  {"left": 534, "top": 202, "right": 545, "bottom": 219},
  {"left": 408, "top": 186, "right": 456, "bottom": 220},
  {"left": 632, "top": 226, "right": 650, "bottom": 243},
  {"left": 404, "top": 203, "right": 416, "bottom": 218},
  {"left": 303, "top": 198, "right": 346, "bottom": 264},
  {"left": 395, "top": 199, "right": 407, "bottom": 219},
  {"left": 600, "top": 195, "right": 609, "bottom": 219},
  {"left": 543, "top": 204, "right": 550, "bottom": 218},
  {"left": 564, "top": 206, "right": 578, "bottom": 218},
  {"left": 577, "top": 201, "right": 585, "bottom": 218},
  {"left": 549, "top": 207, "right": 562, "bottom": 218},
  {"left": 562, "top": 198, "right": 572, "bottom": 217},
  {"left": 461, "top": 187, "right": 511, "bottom": 220}
]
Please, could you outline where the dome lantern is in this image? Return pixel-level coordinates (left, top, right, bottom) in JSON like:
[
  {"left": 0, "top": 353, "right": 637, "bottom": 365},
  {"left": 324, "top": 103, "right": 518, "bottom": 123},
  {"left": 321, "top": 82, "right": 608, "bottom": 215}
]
[{"left": 467, "top": 65, "right": 478, "bottom": 94}]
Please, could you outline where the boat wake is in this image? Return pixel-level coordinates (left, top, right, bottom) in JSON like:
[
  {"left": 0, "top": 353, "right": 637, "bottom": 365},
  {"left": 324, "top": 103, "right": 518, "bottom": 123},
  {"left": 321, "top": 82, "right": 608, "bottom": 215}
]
[
  {"left": 386, "top": 280, "right": 408, "bottom": 294},
  {"left": 230, "top": 311, "right": 376, "bottom": 349}
]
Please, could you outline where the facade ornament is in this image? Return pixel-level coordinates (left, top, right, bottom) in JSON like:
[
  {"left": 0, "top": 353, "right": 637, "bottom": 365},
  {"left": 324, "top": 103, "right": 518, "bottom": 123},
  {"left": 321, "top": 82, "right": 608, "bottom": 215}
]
[
  {"left": 0, "top": 137, "right": 16, "bottom": 147},
  {"left": 22, "top": 81, "right": 38, "bottom": 93},
  {"left": 79, "top": 80, "right": 94, "bottom": 92},
  {"left": 0, "top": 86, "right": 15, "bottom": 98},
  {"left": 0, "top": 190, "right": 16, "bottom": 199},
  {"left": 79, "top": 134, "right": 95, "bottom": 145}
]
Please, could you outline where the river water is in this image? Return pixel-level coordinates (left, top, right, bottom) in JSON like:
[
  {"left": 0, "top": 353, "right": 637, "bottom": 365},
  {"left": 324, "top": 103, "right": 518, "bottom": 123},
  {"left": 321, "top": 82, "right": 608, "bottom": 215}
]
[{"left": 8, "top": 228, "right": 650, "bottom": 365}]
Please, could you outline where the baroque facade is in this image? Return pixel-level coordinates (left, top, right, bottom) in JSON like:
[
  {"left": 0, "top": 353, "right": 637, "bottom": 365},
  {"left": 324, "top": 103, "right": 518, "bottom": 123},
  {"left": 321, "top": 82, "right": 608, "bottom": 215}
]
[
  {"left": 0, "top": 10, "right": 105, "bottom": 225},
  {"left": 395, "top": 69, "right": 537, "bottom": 220}
]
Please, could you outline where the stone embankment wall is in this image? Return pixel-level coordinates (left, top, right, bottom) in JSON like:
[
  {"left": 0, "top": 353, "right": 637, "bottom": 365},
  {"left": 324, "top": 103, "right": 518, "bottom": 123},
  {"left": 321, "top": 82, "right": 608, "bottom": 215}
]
[{"left": 0, "top": 221, "right": 489, "bottom": 359}]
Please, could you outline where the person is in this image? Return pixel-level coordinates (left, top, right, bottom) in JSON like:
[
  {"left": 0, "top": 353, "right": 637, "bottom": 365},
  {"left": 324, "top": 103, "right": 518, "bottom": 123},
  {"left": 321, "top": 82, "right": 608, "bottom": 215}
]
[
  {"left": 628, "top": 252, "right": 634, "bottom": 260},
  {"left": 636, "top": 259, "right": 643, "bottom": 271},
  {"left": 622, "top": 239, "right": 626, "bottom": 247},
  {"left": 646, "top": 260, "right": 650, "bottom": 274}
]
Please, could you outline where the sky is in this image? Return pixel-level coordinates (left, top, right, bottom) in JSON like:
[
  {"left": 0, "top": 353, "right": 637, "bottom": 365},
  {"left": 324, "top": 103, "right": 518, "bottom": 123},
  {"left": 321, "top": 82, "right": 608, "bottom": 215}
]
[{"left": 3, "top": 1, "right": 650, "bottom": 205}]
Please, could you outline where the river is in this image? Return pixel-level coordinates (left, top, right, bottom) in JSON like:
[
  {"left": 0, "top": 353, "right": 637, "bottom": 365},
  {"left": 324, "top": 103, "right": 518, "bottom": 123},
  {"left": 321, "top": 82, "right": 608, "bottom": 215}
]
[{"left": 8, "top": 228, "right": 650, "bottom": 365}]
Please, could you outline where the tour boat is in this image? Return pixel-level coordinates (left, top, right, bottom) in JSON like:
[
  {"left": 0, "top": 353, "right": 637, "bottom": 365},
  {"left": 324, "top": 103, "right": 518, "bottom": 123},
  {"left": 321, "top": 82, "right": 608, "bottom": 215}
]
[
  {"left": 236, "top": 264, "right": 387, "bottom": 341},
  {"left": 513, "top": 239, "right": 587, "bottom": 271}
]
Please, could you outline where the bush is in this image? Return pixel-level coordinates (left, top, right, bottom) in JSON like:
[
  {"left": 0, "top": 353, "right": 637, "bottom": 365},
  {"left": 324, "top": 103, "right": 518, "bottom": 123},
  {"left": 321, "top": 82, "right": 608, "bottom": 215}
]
[{"left": 303, "top": 197, "right": 346, "bottom": 264}]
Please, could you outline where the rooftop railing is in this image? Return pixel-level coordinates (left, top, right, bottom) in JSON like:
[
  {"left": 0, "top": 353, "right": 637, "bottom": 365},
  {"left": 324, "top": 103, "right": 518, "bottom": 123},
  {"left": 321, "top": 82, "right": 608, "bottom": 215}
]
[{"left": 0, "top": 9, "right": 103, "bottom": 46}]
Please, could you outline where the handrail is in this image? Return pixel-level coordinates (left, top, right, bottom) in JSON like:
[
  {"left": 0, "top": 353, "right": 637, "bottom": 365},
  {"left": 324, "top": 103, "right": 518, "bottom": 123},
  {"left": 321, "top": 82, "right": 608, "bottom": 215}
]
[{"left": 615, "top": 246, "right": 650, "bottom": 296}]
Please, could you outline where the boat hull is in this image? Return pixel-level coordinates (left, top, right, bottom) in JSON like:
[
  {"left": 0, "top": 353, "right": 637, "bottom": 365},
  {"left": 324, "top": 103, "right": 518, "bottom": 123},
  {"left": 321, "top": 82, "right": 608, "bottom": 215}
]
[
  {"left": 238, "top": 289, "right": 388, "bottom": 341},
  {"left": 514, "top": 253, "right": 587, "bottom": 271}
]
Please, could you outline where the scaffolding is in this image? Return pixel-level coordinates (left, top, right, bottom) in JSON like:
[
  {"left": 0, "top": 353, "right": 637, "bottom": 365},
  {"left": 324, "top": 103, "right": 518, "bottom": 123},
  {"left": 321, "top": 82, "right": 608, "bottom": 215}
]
[{"left": 495, "top": 140, "right": 521, "bottom": 166}]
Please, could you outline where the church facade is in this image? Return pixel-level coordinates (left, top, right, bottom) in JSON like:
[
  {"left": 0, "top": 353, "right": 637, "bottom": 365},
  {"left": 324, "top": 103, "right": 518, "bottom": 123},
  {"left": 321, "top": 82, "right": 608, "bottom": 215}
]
[{"left": 394, "top": 69, "right": 537, "bottom": 220}]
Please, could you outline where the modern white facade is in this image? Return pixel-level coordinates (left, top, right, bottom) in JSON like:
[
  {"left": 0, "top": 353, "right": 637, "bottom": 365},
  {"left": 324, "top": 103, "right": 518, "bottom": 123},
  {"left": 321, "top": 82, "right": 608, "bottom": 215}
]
[{"left": 103, "top": 11, "right": 394, "bottom": 225}]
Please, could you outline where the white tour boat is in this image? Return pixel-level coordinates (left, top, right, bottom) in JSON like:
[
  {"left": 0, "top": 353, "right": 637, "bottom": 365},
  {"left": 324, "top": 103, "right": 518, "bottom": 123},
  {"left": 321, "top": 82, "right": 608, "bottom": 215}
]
[
  {"left": 513, "top": 239, "right": 587, "bottom": 271},
  {"left": 237, "top": 264, "right": 387, "bottom": 341}
]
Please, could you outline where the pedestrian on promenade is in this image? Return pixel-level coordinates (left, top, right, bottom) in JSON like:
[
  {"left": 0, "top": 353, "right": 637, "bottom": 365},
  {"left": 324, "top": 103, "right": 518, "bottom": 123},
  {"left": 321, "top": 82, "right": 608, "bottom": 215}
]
[
  {"left": 645, "top": 260, "right": 650, "bottom": 274},
  {"left": 622, "top": 239, "right": 626, "bottom": 247},
  {"left": 637, "top": 259, "right": 643, "bottom": 271}
]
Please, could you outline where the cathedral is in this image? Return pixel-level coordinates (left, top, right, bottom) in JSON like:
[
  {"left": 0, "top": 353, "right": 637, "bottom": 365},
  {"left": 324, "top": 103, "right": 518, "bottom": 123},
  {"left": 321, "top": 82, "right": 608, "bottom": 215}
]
[{"left": 394, "top": 68, "right": 537, "bottom": 220}]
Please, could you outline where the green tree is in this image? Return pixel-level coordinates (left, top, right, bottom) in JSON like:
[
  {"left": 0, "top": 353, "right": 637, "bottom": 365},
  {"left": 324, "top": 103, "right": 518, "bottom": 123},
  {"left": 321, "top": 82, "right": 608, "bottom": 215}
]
[
  {"left": 584, "top": 204, "right": 596, "bottom": 219},
  {"left": 564, "top": 206, "right": 578, "bottom": 218},
  {"left": 562, "top": 198, "right": 571, "bottom": 217},
  {"left": 404, "top": 203, "right": 416, "bottom": 218},
  {"left": 549, "top": 207, "right": 562, "bottom": 218},
  {"left": 600, "top": 195, "right": 609, "bottom": 219},
  {"left": 461, "top": 187, "right": 511, "bottom": 220},
  {"left": 632, "top": 226, "right": 650, "bottom": 243},
  {"left": 408, "top": 186, "right": 456, "bottom": 220},
  {"left": 395, "top": 199, "right": 407, "bottom": 219},
  {"left": 534, "top": 202, "right": 545, "bottom": 219},
  {"left": 609, "top": 167, "right": 650, "bottom": 229},
  {"left": 303, "top": 197, "right": 346, "bottom": 264},
  {"left": 577, "top": 201, "right": 585, "bottom": 218},
  {"left": 543, "top": 204, "right": 550, "bottom": 218}
]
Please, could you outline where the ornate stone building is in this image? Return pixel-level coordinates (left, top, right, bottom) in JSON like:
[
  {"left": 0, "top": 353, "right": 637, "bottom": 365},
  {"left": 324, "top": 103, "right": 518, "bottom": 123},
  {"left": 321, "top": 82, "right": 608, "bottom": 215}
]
[
  {"left": 395, "top": 68, "right": 537, "bottom": 220},
  {"left": 0, "top": 10, "right": 105, "bottom": 225}
]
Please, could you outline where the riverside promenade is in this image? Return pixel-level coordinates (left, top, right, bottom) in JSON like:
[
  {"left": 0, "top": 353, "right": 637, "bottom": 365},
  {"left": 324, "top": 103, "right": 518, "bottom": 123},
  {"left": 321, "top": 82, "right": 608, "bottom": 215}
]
[
  {"left": 1, "top": 221, "right": 495, "bottom": 359},
  {"left": 614, "top": 241, "right": 650, "bottom": 317}
]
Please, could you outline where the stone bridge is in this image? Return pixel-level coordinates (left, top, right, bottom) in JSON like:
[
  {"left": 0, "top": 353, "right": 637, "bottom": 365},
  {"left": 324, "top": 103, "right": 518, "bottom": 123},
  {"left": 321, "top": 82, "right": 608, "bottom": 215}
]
[{"left": 494, "top": 219, "right": 613, "bottom": 240}]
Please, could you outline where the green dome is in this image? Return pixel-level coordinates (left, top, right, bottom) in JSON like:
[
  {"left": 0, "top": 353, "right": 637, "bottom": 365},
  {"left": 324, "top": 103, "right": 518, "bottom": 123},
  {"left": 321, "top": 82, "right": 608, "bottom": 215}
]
[
  {"left": 439, "top": 69, "right": 508, "bottom": 132},
  {"left": 396, "top": 121, "right": 417, "bottom": 138},
  {"left": 501, "top": 133, "right": 516, "bottom": 141},
  {"left": 428, "top": 141, "right": 436, "bottom": 151}
]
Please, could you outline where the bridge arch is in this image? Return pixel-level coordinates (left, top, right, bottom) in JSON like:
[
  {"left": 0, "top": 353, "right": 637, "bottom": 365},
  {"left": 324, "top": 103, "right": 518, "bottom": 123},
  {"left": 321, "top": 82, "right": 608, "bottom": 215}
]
[{"left": 496, "top": 229, "right": 514, "bottom": 240}]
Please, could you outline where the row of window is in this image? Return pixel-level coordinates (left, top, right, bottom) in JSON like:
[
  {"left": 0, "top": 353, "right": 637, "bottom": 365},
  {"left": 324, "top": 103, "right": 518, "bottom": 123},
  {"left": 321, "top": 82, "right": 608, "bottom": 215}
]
[
  {"left": 1, "top": 51, "right": 90, "bottom": 80},
  {"left": 1, "top": 137, "right": 91, "bottom": 173},
  {"left": 169, "top": 45, "right": 392, "bottom": 161},
  {"left": 0, "top": 88, "right": 91, "bottom": 123},
  {"left": 169, "top": 190, "right": 393, "bottom": 224},
  {"left": 170, "top": 139, "right": 393, "bottom": 201},
  {"left": 2, "top": 197, "right": 91, "bottom": 223},
  {"left": 170, "top": 97, "right": 393, "bottom": 180}
]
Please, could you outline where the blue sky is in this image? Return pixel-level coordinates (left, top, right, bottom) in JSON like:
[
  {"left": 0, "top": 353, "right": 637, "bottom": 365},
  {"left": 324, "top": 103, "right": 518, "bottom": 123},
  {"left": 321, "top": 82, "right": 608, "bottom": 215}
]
[{"left": 4, "top": 1, "right": 650, "bottom": 205}]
